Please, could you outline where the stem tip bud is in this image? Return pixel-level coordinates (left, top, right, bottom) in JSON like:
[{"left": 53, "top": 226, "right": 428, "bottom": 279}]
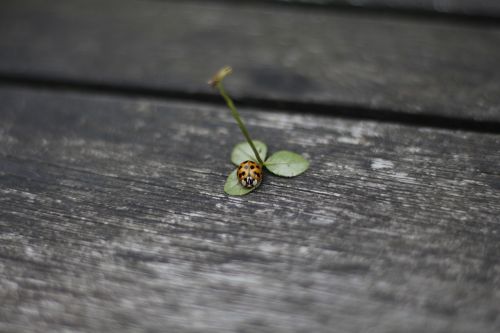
[{"left": 208, "top": 66, "right": 233, "bottom": 87}]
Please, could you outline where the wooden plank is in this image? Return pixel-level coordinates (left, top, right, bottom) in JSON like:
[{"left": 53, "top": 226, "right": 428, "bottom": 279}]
[
  {"left": 265, "top": 0, "right": 500, "bottom": 18},
  {"left": 0, "top": 86, "right": 499, "bottom": 332},
  {"left": 1, "top": 0, "right": 500, "bottom": 123}
]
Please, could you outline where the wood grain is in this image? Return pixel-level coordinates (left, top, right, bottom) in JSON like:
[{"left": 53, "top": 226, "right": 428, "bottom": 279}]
[
  {"left": 1, "top": 86, "right": 499, "bottom": 332},
  {"left": 1, "top": 0, "right": 500, "bottom": 122}
]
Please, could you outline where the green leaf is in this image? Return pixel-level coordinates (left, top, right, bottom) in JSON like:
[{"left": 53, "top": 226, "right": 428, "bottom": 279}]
[
  {"left": 224, "top": 169, "right": 257, "bottom": 196},
  {"left": 231, "top": 140, "right": 267, "bottom": 165},
  {"left": 264, "top": 151, "right": 309, "bottom": 177}
]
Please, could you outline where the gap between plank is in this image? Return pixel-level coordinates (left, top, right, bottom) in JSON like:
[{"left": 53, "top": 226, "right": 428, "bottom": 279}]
[
  {"left": 172, "top": 0, "right": 500, "bottom": 27},
  {"left": 0, "top": 74, "right": 499, "bottom": 135}
]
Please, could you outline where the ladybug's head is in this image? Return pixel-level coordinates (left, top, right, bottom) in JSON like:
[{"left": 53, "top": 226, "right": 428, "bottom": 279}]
[{"left": 241, "top": 176, "right": 258, "bottom": 188}]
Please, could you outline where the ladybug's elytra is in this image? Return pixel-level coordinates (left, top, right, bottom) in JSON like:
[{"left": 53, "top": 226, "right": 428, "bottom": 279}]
[{"left": 237, "top": 160, "right": 263, "bottom": 188}]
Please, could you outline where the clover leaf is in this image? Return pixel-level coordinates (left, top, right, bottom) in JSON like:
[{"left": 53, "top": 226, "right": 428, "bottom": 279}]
[
  {"left": 231, "top": 140, "right": 267, "bottom": 165},
  {"left": 265, "top": 151, "right": 309, "bottom": 177}
]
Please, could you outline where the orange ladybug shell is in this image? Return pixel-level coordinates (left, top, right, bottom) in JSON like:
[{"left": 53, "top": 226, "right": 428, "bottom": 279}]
[{"left": 237, "top": 160, "right": 263, "bottom": 188}]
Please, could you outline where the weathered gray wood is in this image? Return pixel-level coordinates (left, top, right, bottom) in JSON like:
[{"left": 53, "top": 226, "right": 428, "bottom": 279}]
[
  {"left": 1, "top": 0, "right": 500, "bottom": 122},
  {"left": 0, "top": 86, "right": 499, "bottom": 332},
  {"left": 265, "top": 0, "right": 500, "bottom": 17}
]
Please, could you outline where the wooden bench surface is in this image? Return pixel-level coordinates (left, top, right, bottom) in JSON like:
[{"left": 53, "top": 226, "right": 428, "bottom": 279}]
[
  {"left": 1, "top": 0, "right": 500, "bottom": 124},
  {"left": 1, "top": 1, "right": 499, "bottom": 332}
]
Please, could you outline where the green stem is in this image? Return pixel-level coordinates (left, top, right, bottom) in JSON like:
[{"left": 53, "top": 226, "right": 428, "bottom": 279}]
[{"left": 216, "top": 82, "right": 264, "bottom": 165}]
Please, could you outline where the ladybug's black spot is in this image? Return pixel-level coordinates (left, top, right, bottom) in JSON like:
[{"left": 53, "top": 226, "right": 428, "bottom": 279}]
[
  {"left": 254, "top": 172, "right": 260, "bottom": 177},
  {"left": 239, "top": 172, "right": 245, "bottom": 178},
  {"left": 250, "top": 165, "right": 255, "bottom": 170}
]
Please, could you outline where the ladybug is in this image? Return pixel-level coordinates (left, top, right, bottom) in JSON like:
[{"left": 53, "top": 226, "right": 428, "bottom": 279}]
[{"left": 237, "top": 160, "right": 263, "bottom": 188}]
